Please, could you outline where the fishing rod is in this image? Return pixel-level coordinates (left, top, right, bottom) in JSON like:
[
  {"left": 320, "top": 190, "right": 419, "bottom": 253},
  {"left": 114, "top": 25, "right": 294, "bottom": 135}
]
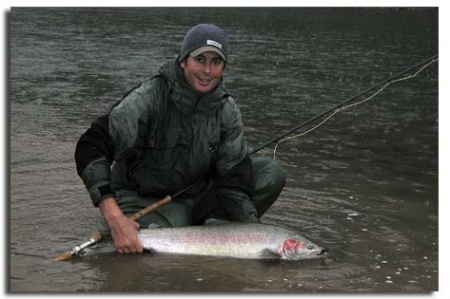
[
  {"left": 52, "top": 180, "right": 203, "bottom": 261},
  {"left": 249, "top": 54, "right": 438, "bottom": 155}
]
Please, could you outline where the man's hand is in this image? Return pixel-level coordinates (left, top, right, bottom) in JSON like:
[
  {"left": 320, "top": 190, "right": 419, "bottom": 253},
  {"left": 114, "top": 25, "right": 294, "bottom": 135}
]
[{"left": 99, "top": 197, "right": 143, "bottom": 254}]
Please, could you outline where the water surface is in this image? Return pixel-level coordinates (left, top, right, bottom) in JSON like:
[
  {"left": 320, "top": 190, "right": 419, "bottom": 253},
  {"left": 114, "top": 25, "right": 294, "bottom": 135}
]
[{"left": 9, "top": 7, "right": 438, "bottom": 293}]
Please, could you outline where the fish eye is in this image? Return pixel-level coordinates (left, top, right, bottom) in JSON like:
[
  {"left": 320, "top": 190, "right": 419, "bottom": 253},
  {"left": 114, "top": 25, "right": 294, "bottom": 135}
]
[{"left": 306, "top": 244, "right": 315, "bottom": 250}]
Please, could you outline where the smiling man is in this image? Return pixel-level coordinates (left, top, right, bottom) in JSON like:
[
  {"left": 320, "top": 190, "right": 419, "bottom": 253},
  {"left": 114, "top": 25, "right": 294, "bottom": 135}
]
[
  {"left": 181, "top": 51, "right": 224, "bottom": 93},
  {"left": 179, "top": 24, "right": 227, "bottom": 93},
  {"left": 75, "top": 24, "right": 286, "bottom": 254}
]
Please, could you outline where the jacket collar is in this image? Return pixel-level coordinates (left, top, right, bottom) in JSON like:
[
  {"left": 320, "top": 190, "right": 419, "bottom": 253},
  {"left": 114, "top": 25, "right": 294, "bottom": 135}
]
[{"left": 159, "top": 58, "right": 228, "bottom": 116}]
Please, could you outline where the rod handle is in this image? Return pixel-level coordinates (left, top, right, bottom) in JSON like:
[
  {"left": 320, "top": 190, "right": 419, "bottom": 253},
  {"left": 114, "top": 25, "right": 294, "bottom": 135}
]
[
  {"left": 52, "top": 195, "right": 172, "bottom": 261},
  {"left": 52, "top": 232, "right": 102, "bottom": 261},
  {"left": 129, "top": 195, "right": 172, "bottom": 221}
]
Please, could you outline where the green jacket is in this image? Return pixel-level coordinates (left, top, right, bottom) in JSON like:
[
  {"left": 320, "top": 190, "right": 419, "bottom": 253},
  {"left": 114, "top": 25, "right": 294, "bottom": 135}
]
[{"left": 75, "top": 58, "right": 256, "bottom": 221}]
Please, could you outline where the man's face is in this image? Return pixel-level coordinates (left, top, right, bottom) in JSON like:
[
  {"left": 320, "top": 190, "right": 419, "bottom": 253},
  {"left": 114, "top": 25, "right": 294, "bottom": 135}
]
[{"left": 180, "top": 51, "right": 225, "bottom": 93}]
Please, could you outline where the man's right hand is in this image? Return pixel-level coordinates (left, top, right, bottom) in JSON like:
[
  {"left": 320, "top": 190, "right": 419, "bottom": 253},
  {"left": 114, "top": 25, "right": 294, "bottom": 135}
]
[{"left": 98, "top": 197, "right": 144, "bottom": 254}]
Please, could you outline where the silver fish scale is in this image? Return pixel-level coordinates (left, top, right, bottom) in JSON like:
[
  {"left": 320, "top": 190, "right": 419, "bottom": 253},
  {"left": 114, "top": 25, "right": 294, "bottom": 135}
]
[{"left": 138, "top": 222, "right": 323, "bottom": 260}]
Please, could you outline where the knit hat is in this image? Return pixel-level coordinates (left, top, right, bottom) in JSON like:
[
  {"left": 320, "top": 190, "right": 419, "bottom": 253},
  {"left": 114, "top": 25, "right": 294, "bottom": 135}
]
[{"left": 179, "top": 24, "right": 228, "bottom": 62}]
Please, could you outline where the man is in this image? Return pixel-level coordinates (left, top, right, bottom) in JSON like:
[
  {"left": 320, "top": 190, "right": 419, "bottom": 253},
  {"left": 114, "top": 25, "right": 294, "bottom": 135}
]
[{"left": 75, "top": 24, "right": 286, "bottom": 254}]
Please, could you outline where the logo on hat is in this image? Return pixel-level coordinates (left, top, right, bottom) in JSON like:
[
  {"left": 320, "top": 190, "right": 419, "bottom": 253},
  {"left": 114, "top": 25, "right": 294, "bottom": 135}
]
[{"left": 207, "top": 40, "right": 222, "bottom": 49}]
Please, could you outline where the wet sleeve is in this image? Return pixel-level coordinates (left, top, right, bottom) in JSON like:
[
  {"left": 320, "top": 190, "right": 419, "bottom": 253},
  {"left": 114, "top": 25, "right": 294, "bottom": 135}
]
[
  {"left": 215, "top": 97, "right": 248, "bottom": 175},
  {"left": 213, "top": 97, "right": 258, "bottom": 222},
  {"left": 75, "top": 81, "right": 154, "bottom": 206},
  {"left": 75, "top": 114, "right": 115, "bottom": 206}
]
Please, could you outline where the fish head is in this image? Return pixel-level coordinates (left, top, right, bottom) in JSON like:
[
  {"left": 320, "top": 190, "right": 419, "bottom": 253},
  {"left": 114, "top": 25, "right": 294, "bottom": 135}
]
[{"left": 277, "top": 236, "right": 327, "bottom": 260}]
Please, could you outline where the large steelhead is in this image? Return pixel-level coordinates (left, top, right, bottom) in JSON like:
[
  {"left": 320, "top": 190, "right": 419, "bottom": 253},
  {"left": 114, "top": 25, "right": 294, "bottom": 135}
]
[{"left": 138, "top": 222, "right": 326, "bottom": 260}]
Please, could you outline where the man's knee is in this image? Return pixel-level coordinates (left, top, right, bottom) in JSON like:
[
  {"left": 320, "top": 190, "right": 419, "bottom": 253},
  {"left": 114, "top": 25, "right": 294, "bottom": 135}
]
[
  {"left": 251, "top": 157, "right": 286, "bottom": 216},
  {"left": 267, "top": 159, "right": 287, "bottom": 193},
  {"left": 252, "top": 157, "right": 286, "bottom": 195}
]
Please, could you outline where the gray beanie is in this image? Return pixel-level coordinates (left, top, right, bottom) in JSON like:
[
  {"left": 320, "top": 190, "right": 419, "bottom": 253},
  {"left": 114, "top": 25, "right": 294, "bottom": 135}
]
[{"left": 179, "top": 24, "right": 228, "bottom": 62}]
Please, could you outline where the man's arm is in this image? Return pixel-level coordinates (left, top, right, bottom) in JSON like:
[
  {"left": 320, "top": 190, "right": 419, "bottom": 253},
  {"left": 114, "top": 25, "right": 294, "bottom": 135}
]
[
  {"left": 75, "top": 113, "right": 143, "bottom": 253},
  {"left": 214, "top": 97, "right": 258, "bottom": 222},
  {"left": 75, "top": 114, "right": 115, "bottom": 206}
]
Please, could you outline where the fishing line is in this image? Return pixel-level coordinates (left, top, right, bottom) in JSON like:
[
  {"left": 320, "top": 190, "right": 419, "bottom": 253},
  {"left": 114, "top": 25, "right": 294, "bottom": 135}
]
[{"left": 271, "top": 57, "right": 438, "bottom": 160}]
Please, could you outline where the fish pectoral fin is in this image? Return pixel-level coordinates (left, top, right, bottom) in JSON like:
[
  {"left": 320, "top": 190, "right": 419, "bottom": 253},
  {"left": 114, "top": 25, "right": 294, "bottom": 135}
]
[
  {"left": 143, "top": 248, "right": 156, "bottom": 254},
  {"left": 260, "top": 249, "right": 282, "bottom": 259}
]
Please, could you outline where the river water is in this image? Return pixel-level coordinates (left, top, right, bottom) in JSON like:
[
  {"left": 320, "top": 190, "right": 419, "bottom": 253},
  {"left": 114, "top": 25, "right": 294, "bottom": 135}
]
[{"left": 9, "top": 7, "right": 438, "bottom": 293}]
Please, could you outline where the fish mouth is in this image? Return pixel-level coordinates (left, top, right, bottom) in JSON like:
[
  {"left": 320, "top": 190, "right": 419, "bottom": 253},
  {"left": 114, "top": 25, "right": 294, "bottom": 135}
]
[
  {"left": 319, "top": 248, "right": 329, "bottom": 255},
  {"left": 316, "top": 248, "right": 329, "bottom": 258}
]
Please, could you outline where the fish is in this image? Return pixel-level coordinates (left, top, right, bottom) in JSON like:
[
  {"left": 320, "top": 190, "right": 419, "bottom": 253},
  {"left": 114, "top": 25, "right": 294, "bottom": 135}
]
[{"left": 137, "top": 222, "right": 327, "bottom": 260}]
